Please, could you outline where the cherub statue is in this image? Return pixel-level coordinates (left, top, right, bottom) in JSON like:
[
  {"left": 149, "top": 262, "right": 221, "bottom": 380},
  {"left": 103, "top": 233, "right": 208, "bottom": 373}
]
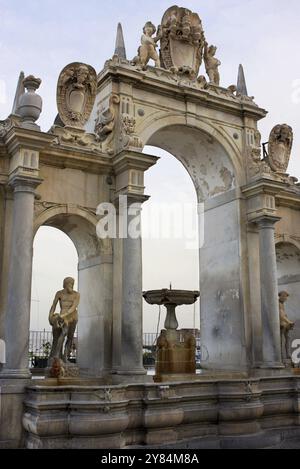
[
  {"left": 279, "top": 291, "right": 295, "bottom": 360},
  {"left": 133, "top": 21, "right": 162, "bottom": 69},
  {"left": 204, "top": 42, "right": 221, "bottom": 86}
]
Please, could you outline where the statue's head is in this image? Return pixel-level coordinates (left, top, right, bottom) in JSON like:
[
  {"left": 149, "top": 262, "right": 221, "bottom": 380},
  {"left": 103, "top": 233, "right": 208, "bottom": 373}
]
[
  {"left": 279, "top": 291, "right": 289, "bottom": 303},
  {"left": 143, "top": 21, "right": 156, "bottom": 36},
  {"left": 63, "top": 277, "right": 75, "bottom": 293}
]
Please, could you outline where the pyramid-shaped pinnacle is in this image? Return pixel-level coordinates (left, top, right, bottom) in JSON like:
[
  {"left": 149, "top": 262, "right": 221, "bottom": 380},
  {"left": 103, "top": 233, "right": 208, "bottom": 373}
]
[
  {"left": 114, "top": 23, "right": 127, "bottom": 59},
  {"left": 237, "top": 64, "right": 248, "bottom": 97},
  {"left": 11, "top": 71, "right": 25, "bottom": 115}
]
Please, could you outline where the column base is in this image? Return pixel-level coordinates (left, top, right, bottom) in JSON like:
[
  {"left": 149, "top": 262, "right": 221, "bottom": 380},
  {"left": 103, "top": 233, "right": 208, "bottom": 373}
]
[
  {"left": 257, "top": 362, "right": 285, "bottom": 369},
  {"left": 0, "top": 368, "right": 32, "bottom": 379}
]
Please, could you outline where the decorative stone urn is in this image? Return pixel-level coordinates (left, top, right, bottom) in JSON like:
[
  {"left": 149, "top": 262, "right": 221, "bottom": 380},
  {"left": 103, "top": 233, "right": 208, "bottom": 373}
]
[
  {"left": 18, "top": 75, "right": 43, "bottom": 129},
  {"left": 143, "top": 288, "right": 200, "bottom": 382}
]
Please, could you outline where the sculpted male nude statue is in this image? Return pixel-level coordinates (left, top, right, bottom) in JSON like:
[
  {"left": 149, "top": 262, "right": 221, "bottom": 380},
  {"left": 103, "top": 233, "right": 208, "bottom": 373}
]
[
  {"left": 49, "top": 277, "right": 80, "bottom": 363},
  {"left": 279, "top": 291, "right": 295, "bottom": 360}
]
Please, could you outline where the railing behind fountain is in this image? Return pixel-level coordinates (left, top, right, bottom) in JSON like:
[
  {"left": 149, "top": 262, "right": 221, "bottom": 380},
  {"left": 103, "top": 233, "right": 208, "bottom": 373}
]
[
  {"left": 29, "top": 330, "right": 201, "bottom": 369},
  {"left": 143, "top": 333, "right": 158, "bottom": 350},
  {"left": 29, "top": 330, "right": 77, "bottom": 369}
]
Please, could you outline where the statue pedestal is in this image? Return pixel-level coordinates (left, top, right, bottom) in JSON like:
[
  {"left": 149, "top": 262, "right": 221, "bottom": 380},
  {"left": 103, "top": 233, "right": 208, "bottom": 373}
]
[
  {"left": 47, "top": 358, "right": 79, "bottom": 378},
  {"left": 154, "top": 330, "right": 196, "bottom": 382}
]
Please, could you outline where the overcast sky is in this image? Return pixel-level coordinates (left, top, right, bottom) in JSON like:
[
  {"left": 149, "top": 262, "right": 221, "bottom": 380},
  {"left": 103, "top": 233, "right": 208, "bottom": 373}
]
[{"left": 1, "top": 0, "right": 300, "bottom": 333}]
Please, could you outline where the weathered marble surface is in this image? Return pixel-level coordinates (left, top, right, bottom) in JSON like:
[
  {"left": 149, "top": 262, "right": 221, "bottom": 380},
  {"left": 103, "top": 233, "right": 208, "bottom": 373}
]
[{"left": 22, "top": 375, "right": 300, "bottom": 449}]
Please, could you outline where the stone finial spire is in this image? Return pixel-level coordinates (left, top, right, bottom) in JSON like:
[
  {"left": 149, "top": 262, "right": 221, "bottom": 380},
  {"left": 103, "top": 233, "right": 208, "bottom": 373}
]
[
  {"left": 11, "top": 71, "right": 25, "bottom": 115},
  {"left": 237, "top": 64, "right": 248, "bottom": 96},
  {"left": 114, "top": 23, "right": 127, "bottom": 59}
]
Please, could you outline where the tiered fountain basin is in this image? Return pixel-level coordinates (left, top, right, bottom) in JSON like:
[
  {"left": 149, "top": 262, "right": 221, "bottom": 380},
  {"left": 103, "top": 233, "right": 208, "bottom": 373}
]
[{"left": 143, "top": 289, "right": 200, "bottom": 382}]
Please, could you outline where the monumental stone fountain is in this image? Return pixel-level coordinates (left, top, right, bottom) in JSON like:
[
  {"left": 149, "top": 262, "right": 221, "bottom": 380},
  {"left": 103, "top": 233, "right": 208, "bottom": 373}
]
[
  {"left": 143, "top": 288, "right": 200, "bottom": 382},
  {"left": 1, "top": 3, "right": 300, "bottom": 450}
]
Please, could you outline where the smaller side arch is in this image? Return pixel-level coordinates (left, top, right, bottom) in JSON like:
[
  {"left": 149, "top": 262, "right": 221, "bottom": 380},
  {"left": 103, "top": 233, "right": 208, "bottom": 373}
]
[
  {"left": 33, "top": 204, "right": 114, "bottom": 377},
  {"left": 34, "top": 205, "right": 112, "bottom": 260},
  {"left": 275, "top": 235, "right": 300, "bottom": 253},
  {"left": 275, "top": 240, "right": 300, "bottom": 348}
]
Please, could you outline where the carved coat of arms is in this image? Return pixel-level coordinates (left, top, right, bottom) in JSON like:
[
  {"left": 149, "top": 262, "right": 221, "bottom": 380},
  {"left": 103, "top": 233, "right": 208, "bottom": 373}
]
[
  {"left": 268, "top": 124, "right": 293, "bottom": 173},
  {"left": 159, "top": 6, "right": 205, "bottom": 79},
  {"left": 57, "top": 62, "right": 97, "bottom": 128}
]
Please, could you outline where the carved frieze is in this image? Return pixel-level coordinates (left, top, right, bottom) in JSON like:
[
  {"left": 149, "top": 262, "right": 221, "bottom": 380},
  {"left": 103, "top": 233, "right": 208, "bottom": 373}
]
[
  {"left": 50, "top": 126, "right": 102, "bottom": 153},
  {"left": 119, "top": 113, "right": 143, "bottom": 150},
  {"left": 245, "top": 127, "right": 297, "bottom": 186},
  {"left": 246, "top": 129, "right": 272, "bottom": 180},
  {"left": 94, "top": 94, "right": 120, "bottom": 154}
]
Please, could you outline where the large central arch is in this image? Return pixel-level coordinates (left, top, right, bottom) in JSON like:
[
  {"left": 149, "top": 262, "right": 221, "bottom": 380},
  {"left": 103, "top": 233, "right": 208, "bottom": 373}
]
[{"left": 141, "top": 122, "right": 249, "bottom": 370}]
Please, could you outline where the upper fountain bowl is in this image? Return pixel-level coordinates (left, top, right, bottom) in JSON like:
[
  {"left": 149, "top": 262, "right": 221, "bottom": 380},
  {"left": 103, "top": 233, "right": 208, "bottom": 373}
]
[{"left": 143, "top": 289, "right": 200, "bottom": 306}]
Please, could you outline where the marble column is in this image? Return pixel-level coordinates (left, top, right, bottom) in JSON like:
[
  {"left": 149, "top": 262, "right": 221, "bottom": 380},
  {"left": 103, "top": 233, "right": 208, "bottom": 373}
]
[
  {"left": 257, "top": 216, "right": 282, "bottom": 368},
  {"left": 118, "top": 197, "right": 146, "bottom": 375},
  {"left": 111, "top": 151, "right": 158, "bottom": 380},
  {"left": 1, "top": 175, "right": 41, "bottom": 378}
]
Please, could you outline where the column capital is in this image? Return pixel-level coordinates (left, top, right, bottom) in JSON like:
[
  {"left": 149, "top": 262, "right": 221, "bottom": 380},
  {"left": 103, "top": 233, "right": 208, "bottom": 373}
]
[
  {"left": 113, "top": 150, "right": 158, "bottom": 199},
  {"left": 112, "top": 150, "right": 159, "bottom": 175},
  {"left": 9, "top": 173, "right": 43, "bottom": 194},
  {"left": 113, "top": 193, "right": 150, "bottom": 209},
  {"left": 254, "top": 215, "right": 281, "bottom": 228}
]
